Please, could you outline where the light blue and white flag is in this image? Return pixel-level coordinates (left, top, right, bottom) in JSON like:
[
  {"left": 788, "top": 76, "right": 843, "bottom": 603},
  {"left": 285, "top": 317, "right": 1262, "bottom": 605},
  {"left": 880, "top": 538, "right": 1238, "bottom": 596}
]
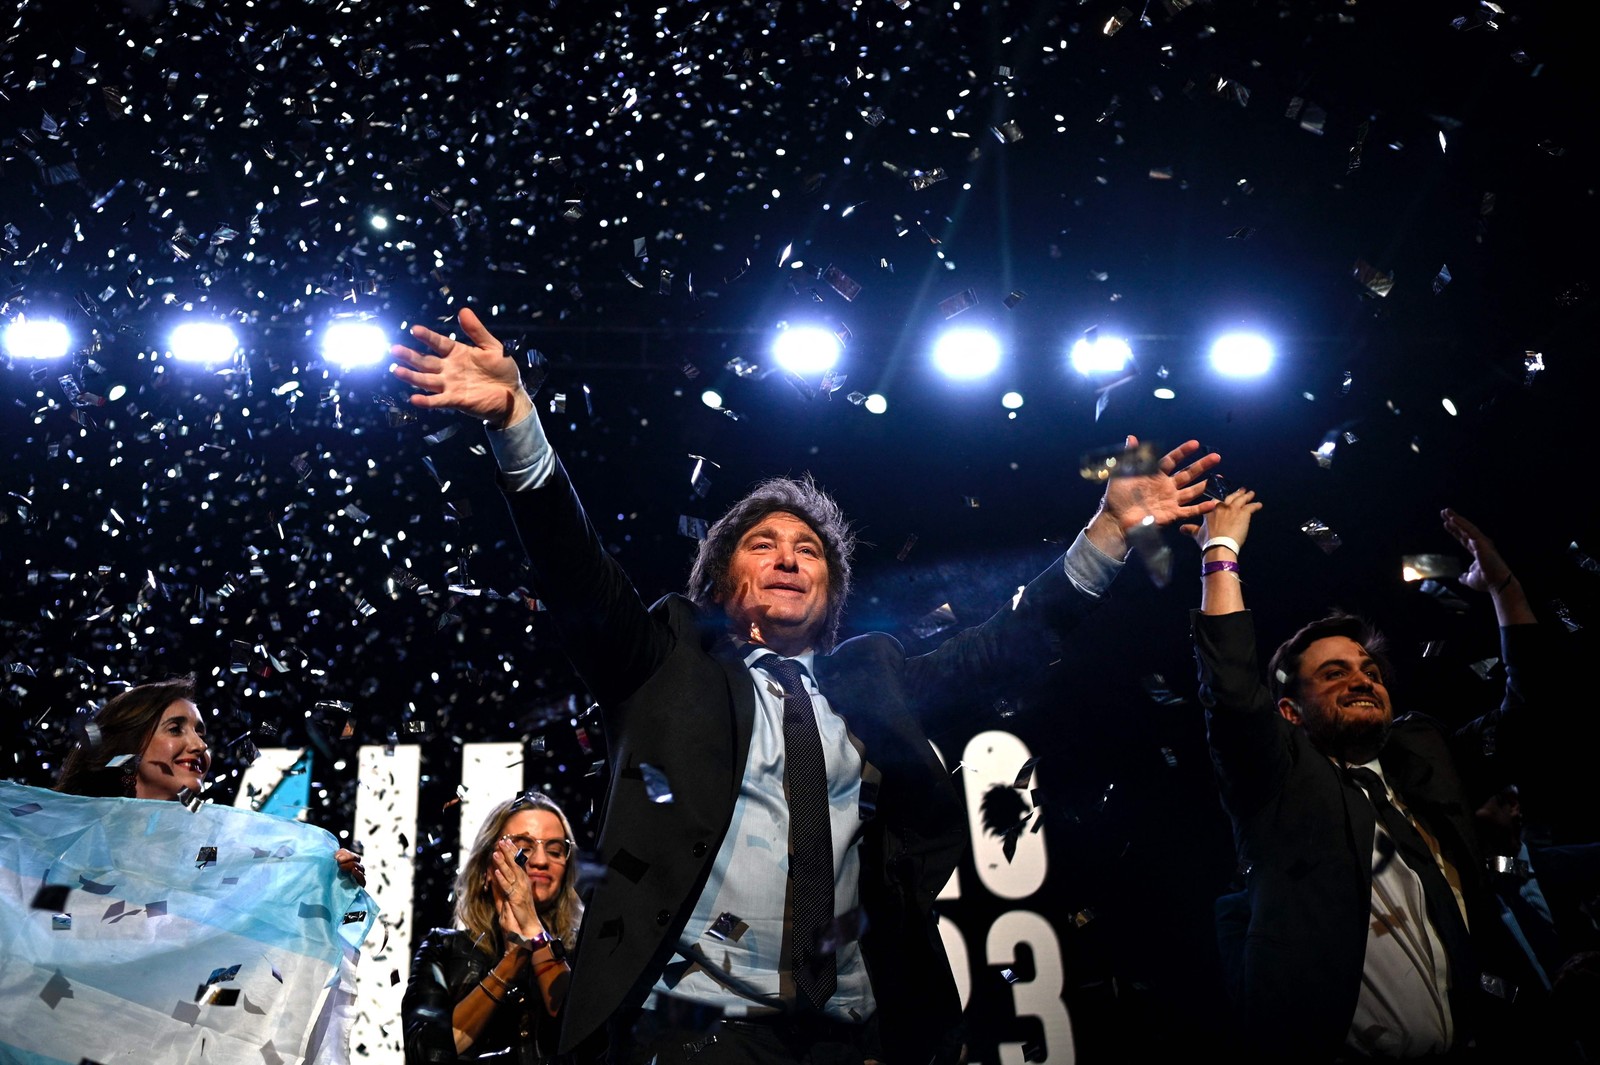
[{"left": 0, "top": 780, "right": 378, "bottom": 1065}]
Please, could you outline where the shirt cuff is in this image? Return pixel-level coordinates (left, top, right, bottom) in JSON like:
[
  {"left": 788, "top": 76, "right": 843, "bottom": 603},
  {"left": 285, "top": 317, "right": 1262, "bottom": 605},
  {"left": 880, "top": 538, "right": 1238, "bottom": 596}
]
[
  {"left": 1062, "top": 528, "right": 1125, "bottom": 599},
  {"left": 487, "top": 410, "right": 555, "bottom": 492}
]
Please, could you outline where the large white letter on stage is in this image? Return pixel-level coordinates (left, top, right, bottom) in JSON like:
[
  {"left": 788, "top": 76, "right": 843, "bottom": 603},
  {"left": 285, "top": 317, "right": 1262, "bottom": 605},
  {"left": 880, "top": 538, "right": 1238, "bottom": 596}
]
[
  {"left": 934, "top": 732, "right": 1072, "bottom": 1062},
  {"left": 456, "top": 742, "right": 526, "bottom": 874},
  {"left": 958, "top": 731, "right": 1048, "bottom": 899},
  {"left": 988, "top": 911, "right": 1075, "bottom": 1065},
  {"left": 347, "top": 744, "right": 419, "bottom": 1062}
]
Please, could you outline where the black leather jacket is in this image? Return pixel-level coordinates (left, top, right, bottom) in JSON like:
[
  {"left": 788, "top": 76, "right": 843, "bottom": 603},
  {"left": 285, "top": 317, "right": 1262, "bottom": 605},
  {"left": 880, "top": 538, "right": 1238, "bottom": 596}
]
[{"left": 402, "top": 928, "right": 560, "bottom": 1064}]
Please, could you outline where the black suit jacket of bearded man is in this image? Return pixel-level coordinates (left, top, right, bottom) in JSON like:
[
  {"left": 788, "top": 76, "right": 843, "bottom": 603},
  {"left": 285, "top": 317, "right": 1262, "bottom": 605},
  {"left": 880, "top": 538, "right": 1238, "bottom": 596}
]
[{"left": 1195, "top": 609, "right": 1551, "bottom": 1061}]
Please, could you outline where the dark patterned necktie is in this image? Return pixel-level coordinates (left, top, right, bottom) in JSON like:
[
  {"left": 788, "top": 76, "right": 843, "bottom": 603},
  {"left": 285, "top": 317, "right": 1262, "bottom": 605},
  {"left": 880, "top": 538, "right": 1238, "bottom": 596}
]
[
  {"left": 1347, "top": 767, "right": 1477, "bottom": 1013},
  {"left": 761, "top": 655, "right": 837, "bottom": 1010}
]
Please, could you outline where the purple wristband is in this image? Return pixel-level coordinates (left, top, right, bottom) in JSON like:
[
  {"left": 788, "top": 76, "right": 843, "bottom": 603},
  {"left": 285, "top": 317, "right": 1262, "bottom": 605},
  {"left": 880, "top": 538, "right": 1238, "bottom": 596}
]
[{"left": 1201, "top": 559, "right": 1241, "bottom": 577}]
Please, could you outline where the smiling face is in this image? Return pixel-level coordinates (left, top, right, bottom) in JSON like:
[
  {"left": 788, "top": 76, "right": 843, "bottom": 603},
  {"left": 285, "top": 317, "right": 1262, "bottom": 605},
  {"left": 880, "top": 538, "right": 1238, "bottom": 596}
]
[
  {"left": 715, "top": 511, "right": 831, "bottom": 656},
  {"left": 135, "top": 699, "right": 210, "bottom": 801},
  {"left": 1278, "top": 635, "right": 1393, "bottom": 763},
  {"left": 501, "top": 809, "right": 569, "bottom": 911}
]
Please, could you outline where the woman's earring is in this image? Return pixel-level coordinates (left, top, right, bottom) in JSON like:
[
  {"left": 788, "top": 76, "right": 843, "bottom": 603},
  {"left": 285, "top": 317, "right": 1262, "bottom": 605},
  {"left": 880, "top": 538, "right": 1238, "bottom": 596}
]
[{"left": 121, "top": 767, "right": 137, "bottom": 798}]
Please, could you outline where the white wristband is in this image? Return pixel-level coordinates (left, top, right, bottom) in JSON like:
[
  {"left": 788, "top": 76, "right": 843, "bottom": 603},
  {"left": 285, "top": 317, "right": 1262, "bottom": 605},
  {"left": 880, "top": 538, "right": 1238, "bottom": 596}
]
[{"left": 1202, "top": 536, "right": 1240, "bottom": 556}]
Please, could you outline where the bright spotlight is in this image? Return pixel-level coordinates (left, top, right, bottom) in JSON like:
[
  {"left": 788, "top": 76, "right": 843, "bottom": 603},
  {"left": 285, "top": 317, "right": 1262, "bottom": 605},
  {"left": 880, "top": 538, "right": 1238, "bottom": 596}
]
[
  {"left": 932, "top": 329, "right": 1001, "bottom": 380},
  {"left": 701, "top": 389, "right": 724, "bottom": 409},
  {"left": 169, "top": 322, "right": 240, "bottom": 364},
  {"left": 1001, "top": 391, "right": 1024, "bottom": 410},
  {"left": 322, "top": 322, "right": 390, "bottom": 368},
  {"left": 1209, "top": 333, "right": 1274, "bottom": 377},
  {"left": 2, "top": 317, "right": 71, "bottom": 360},
  {"left": 864, "top": 393, "right": 888, "bottom": 414},
  {"left": 771, "top": 326, "right": 841, "bottom": 375},
  {"left": 1153, "top": 387, "right": 1176, "bottom": 400},
  {"left": 1069, "top": 336, "right": 1132, "bottom": 375}
]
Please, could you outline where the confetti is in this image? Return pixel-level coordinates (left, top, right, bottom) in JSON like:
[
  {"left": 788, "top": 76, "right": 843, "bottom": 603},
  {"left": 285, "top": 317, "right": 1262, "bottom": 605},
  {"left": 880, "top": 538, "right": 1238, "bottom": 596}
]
[
  {"left": 1524, "top": 352, "right": 1545, "bottom": 386},
  {"left": 910, "top": 604, "right": 958, "bottom": 641},
  {"left": 1468, "top": 657, "right": 1501, "bottom": 681},
  {"left": 1549, "top": 600, "right": 1582, "bottom": 633},
  {"left": 1140, "top": 675, "right": 1187, "bottom": 706},
  {"left": 1401, "top": 555, "right": 1461, "bottom": 582},
  {"left": 1078, "top": 440, "right": 1160, "bottom": 482},
  {"left": 638, "top": 763, "right": 674, "bottom": 804},
  {"left": 938, "top": 289, "right": 979, "bottom": 319},
  {"left": 1352, "top": 259, "right": 1394, "bottom": 298},
  {"left": 31, "top": 884, "right": 70, "bottom": 911},
  {"left": 1418, "top": 580, "right": 1469, "bottom": 612},
  {"left": 822, "top": 266, "right": 861, "bottom": 302},
  {"left": 707, "top": 912, "right": 749, "bottom": 942},
  {"left": 1301, "top": 520, "right": 1343, "bottom": 554}
]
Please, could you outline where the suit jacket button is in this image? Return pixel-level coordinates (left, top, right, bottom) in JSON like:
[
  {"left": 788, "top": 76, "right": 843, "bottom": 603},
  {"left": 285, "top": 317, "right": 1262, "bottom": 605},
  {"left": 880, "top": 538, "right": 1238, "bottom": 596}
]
[
  {"left": 656, "top": 909, "right": 672, "bottom": 926},
  {"left": 692, "top": 842, "right": 708, "bottom": 857}
]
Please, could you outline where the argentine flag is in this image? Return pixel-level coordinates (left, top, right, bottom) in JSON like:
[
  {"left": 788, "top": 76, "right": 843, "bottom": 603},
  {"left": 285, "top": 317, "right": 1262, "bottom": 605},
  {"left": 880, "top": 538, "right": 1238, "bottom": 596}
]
[{"left": 0, "top": 780, "right": 377, "bottom": 1064}]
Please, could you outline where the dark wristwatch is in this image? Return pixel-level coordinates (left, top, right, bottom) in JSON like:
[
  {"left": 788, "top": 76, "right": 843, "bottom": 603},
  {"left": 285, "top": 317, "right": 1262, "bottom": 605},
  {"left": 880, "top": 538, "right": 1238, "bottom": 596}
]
[{"left": 506, "top": 929, "right": 566, "bottom": 959}]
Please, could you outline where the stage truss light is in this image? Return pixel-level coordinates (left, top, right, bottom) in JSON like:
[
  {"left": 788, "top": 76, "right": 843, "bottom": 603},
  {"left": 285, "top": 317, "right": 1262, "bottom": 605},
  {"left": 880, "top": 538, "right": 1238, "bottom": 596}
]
[
  {"left": 2, "top": 317, "right": 71, "bottom": 360},
  {"left": 322, "top": 321, "right": 390, "bottom": 368},
  {"left": 932, "top": 328, "right": 1001, "bottom": 380},
  {"left": 1209, "top": 333, "right": 1274, "bottom": 377},
  {"left": 1069, "top": 335, "right": 1132, "bottom": 375},
  {"left": 169, "top": 322, "right": 240, "bottom": 364},
  {"left": 771, "top": 325, "right": 842, "bottom": 375}
]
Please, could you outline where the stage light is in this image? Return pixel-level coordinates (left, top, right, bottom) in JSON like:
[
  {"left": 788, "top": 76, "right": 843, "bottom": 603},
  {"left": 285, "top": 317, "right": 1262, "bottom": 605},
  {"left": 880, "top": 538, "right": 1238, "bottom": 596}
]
[
  {"left": 864, "top": 393, "right": 888, "bottom": 414},
  {"left": 370, "top": 215, "right": 389, "bottom": 231},
  {"left": 1441, "top": 397, "right": 1458, "bottom": 416},
  {"left": 771, "top": 325, "right": 842, "bottom": 375},
  {"left": 932, "top": 328, "right": 1001, "bottom": 380},
  {"left": 107, "top": 384, "right": 128, "bottom": 402},
  {"left": 2, "top": 317, "right": 71, "bottom": 360},
  {"left": 1209, "top": 333, "right": 1273, "bottom": 377},
  {"left": 169, "top": 322, "right": 240, "bottom": 364},
  {"left": 321, "top": 322, "right": 390, "bottom": 367},
  {"left": 1001, "top": 391, "right": 1024, "bottom": 410},
  {"left": 1069, "top": 335, "right": 1132, "bottom": 375},
  {"left": 1153, "top": 387, "right": 1176, "bottom": 400},
  {"left": 701, "top": 389, "right": 724, "bottom": 409}
]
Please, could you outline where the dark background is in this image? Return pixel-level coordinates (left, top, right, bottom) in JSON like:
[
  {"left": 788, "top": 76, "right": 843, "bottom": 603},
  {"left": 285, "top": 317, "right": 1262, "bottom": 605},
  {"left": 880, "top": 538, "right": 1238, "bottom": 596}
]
[{"left": 2, "top": 0, "right": 1597, "bottom": 1058}]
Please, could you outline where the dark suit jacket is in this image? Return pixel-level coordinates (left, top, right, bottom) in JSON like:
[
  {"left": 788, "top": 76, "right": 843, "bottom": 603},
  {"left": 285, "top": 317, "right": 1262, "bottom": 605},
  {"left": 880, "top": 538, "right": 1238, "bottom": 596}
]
[
  {"left": 1193, "top": 609, "right": 1547, "bottom": 1060},
  {"left": 505, "top": 458, "right": 1109, "bottom": 1061}
]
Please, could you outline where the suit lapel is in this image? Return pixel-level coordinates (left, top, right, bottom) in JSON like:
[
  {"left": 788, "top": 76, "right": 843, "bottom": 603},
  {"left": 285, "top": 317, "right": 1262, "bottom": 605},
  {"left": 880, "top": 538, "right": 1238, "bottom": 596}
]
[{"left": 716, "top": 644, "right": 758, "bottom": 792}]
